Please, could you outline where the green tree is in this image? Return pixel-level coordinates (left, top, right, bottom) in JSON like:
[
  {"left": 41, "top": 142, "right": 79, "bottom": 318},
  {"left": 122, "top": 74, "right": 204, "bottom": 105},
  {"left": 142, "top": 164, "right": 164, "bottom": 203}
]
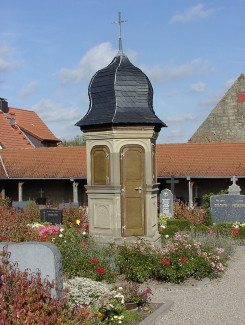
[{"left": 61, "top": 135, "right": 85, "bottom": 146}]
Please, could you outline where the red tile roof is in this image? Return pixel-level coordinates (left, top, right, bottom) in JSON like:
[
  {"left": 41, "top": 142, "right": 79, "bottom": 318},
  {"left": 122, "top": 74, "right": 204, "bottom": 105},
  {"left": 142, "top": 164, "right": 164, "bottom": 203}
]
[
  {"left": 0, "top": 112, "right": 33, "bottom": 149},
  {"left": 8, "top": 107, "right": 60, "bottom": 141},
  {"left": 0, "top": 146, "right": 86, "bottom": 179},
  {"left": 0, "top": 142, "right": 245, "bottom": 180},
  {"left": 156, "top": 142, "right": 245, "bottom": 177}
]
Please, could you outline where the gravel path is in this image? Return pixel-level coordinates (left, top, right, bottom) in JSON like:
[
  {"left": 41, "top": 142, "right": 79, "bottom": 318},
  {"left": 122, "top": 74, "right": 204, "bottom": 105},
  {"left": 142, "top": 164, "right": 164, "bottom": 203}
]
[{"left": 149, "top": 246, "right": 245, "bottom": 325}]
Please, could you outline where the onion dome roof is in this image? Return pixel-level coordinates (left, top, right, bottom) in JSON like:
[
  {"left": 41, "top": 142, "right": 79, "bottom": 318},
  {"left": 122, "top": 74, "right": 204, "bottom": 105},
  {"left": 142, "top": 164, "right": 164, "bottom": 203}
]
[{"left": 76, "top": 53, "right": 166, "bottom": 131}]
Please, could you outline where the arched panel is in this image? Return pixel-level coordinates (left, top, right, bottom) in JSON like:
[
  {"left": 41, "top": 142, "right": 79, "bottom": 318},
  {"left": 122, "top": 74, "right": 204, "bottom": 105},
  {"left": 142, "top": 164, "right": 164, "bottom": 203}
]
[{"left": 91, "top": 146, "right": 110, "bottom": 185}]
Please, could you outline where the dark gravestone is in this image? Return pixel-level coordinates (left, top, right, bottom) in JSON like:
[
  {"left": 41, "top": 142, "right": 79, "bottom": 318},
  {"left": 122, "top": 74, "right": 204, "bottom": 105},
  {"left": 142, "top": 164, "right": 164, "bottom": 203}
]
[
  {"left": 210, "top": 194, "right": 245, "bottom": 223},
  {"left": 160, "top": 188, "right": 173, "bottom": 218},
  {"left": 13, "top": 201, "right": 28, "bottom": 211},
  {"left": 40, "top": 209, "right": 63, "bottom": 224}
]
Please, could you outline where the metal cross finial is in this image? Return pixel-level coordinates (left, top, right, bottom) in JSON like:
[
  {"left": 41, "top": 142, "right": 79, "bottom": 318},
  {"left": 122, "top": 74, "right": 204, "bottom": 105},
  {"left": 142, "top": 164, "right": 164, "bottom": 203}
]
[{"left": 112, "top": 12, "right": 128, "bottom": 55}]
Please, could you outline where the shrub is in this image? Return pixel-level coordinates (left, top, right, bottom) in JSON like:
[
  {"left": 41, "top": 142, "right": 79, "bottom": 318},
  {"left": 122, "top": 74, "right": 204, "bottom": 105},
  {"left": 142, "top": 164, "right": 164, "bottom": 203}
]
[
  {"left": 161, "top": 225, "right": 180, "bottom": 238},
  {"left": 66, "top": 277, "right": 109, "bottom": 307},
  {"left": 24, "top": 200, "right": 40, "bottom": 223},
  {"left": 54, "top": 228, "right": 117, "bottom": 282},
  {"left": 167, "top": 219, "right": 192, "bottom": 231},
  {"left": 174, "top": 201, "right": 205, "bottom": 225},
  {"left": 0, "top": 207, "right": 36, "bottom": 242},
  {"left": 117, "top": 240, "right": 158, "bottom": 283},
  {"left": 0, "top": 247, "right": 87, "bottom": 324}
]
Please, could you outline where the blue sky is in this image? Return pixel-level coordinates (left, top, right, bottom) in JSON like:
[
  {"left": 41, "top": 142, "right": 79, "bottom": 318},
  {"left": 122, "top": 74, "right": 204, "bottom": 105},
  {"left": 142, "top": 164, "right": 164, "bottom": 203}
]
[{"left": 1, "top": 0, "right": 245, "bottom": 143}]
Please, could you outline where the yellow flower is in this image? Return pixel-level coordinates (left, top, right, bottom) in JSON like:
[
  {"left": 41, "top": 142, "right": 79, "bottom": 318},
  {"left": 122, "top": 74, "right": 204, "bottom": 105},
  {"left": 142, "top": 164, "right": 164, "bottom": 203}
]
[
  {"left": 98, "top": 312, "right": 103, "bottom": 317},
  {"left": 76, "top": 219, "right": 81, "bottom": 225}
]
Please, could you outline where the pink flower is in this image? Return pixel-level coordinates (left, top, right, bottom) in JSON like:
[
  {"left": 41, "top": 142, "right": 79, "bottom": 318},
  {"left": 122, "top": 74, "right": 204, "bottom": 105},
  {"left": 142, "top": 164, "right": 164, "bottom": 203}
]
[
  {"left": 231, "top": 228, "right": 239, "bottom": 235},
  {"left": 174, "top": 232, "right": 182, "bottom": 240},
  {"left": 216, "top": 263, "right": 224, "bottom": 271},
  {"left": 216, "top": 248, "right": 225, "bottom": 254}
]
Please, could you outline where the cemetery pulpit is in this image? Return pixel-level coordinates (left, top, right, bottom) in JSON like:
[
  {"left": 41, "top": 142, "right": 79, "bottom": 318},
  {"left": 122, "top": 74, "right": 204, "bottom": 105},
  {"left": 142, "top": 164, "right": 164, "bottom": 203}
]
[{"left": 76, "top": 14, "right": 166, "bottom": 245}]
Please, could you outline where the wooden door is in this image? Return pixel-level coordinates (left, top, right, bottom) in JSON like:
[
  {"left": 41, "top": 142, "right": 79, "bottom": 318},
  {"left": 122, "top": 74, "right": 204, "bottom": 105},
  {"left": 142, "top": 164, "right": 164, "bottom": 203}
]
[{"left": 121, "top": 145, "right": 145, "bottom": 236}]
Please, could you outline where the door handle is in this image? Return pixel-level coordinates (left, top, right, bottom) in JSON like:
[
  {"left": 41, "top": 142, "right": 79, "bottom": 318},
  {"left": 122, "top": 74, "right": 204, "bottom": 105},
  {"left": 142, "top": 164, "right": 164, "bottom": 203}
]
[{"left": 135, "top": 186, "right": 142, "bottom": 193}]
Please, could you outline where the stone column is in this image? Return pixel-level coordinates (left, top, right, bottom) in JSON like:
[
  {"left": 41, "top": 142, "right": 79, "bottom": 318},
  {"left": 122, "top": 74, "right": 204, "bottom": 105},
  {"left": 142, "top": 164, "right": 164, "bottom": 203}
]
[
  {"left": 187, "top": 177, "right": 194, "bottom": 208},
  {"left": 73, "top": 182, "right": 79, "bottom": 204},
  {"left": 18, "top": 182, "right": 24, "bottom": 202}
]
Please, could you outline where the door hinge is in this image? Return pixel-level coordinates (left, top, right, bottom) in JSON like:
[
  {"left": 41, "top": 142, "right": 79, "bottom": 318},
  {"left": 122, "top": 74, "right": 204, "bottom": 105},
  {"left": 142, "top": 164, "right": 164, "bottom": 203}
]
[
  {"left": 121, "top": 187, "right": 125, "bottom": 193},
  {"left": 122, "top": 225, "right": 126, "bottom": 232},
  {"left": 106, "top": 152, "right": 110, "bottom": 159},
  {"left": 106, "top": 176, "right": 110, "bottom": 183},
  {"left": 120, "top": 152, "right": 125, "bottom": 159}
]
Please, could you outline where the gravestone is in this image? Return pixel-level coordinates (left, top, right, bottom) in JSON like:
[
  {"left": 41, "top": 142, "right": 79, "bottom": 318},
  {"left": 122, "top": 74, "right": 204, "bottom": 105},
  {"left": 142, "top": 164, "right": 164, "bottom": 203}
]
[
  {"left": 210, "top": 194, "right": 245, "bottom": 223},
  {"left": 160, "top": 188, "right": 173, "bottom": 217},
  {"left": 40, "top": 209, "right": 62, "bottom": 224},
  {"left": 0, "top": 242, "right": 63, "bottom": 297},
  {"left": 13, "top": 201, "right": 28, "bottom": 211},
  {"left": 59, "top": 202, "right": 79, "bottom": 210}
]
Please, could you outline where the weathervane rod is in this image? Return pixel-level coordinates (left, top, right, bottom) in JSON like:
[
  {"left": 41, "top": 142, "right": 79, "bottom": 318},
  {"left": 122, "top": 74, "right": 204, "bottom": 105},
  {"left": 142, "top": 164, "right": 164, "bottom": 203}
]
[{"left": 112, "top": 12, "right": 128, "bottom": 54}]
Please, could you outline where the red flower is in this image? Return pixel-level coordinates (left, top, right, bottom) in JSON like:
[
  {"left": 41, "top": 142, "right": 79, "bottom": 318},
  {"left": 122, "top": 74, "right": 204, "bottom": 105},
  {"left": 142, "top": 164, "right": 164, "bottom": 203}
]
[
  {"left": 91, "top": 257, "right": 99, "bottom": 264},
  {"left": 207, "top": 228, "right": 215, "bottom": 234},
  {"left": 96, "top": 265, "right": 104, "bottom": 274},
  {"left": 162, "top": 258, "right": 170, "bottom": 266},
  {"left": 82, "top": 239, "right": 88, "bottom": 243},
  {"left": 25, "top": 232, "right": 31, "bottom": 237},
  {"left": 0, "top": 236, "right": 8, "bottom": 241},
  {"left": 0, "top": 194, "right": 2, "bottom": 198},
  {"left": 232, "top": 228, "right": 239, "bottom": 235},
  {"left": 180, "top": 256, "right": 187, "bottom": 264}
]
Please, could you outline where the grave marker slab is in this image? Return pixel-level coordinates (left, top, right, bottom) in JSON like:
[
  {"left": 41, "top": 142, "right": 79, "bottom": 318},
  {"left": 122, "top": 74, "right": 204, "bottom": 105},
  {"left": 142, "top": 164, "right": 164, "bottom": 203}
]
[
  {"left": 13, "top": 201, "right": 28, "bottom": 211},
  {"left": 0, "top": 242, "right": 63, "bottom": 297},
  {"left": 40, "top": 209, "right": 63, "bottom": 224},
  {"left": 210, "top": 194, "right": 245, "bottom": 223},
  {"left": 160, "top": 188, "right": 173, "bottom": 217}
]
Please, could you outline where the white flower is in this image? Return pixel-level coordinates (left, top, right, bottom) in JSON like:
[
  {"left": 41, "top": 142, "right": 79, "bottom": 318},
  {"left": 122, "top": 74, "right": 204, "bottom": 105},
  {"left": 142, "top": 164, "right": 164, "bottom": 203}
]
[
  {"left": 60, "top": 228, "right": 64, "bottom": 232},
  {"left": 165, "top": 235, "right": 169, "bottom": 238},
  {"left": 59, "top": 234, "right": 63, "bottom": 237},
  {"left": 160, "top": 225, "right": 166, "bottom": 229},
  {"left": 118, "top": 287, "right": 123, "bottom": 290},
  {"left": 82, "top": 231, "right": 87, "bottom": 235}
]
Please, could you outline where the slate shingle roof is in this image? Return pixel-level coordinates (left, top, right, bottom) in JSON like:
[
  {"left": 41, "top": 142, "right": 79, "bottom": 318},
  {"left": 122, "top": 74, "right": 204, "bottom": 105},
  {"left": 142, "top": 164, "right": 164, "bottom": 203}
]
[
  {"left": 0, "top": 142, "right": 245, "bottom": 180},
  {"left": 76, "top": 54, "right": 166, "bottom": 130}
]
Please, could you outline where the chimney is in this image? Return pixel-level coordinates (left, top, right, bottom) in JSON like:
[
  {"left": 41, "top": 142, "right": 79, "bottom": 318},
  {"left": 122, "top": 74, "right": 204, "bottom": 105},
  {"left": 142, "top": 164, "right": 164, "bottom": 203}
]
[{"left": 0, "top": 98, "right": 9, "bottom": 113}]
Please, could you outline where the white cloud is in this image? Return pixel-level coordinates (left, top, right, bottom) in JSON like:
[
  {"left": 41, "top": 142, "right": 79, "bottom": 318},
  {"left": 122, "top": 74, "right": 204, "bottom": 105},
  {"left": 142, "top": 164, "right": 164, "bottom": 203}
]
[
  {"left": 141, "top": 58, "right": 211, "bottom": 83},
  {"left": 190, "top": 81, "right": 206, "bottom": 92},
  {"left": 170, "top": 4, "right": 216, "bottom": 23},
  {"left": 56, "top": 42, "right": 117, "bottom": 84},
  {"left": 32, "top": 98, "right": 82, "bottom": 122},
  {"left": 0, "top": 45, "right": 21, "bottom": 72},
  {"left": 164, "top": 89, "right": 179, "bottom": 97},
  {"left": 165, "top": 114, "right": 198, "bottom": 124},
  {"left": 164, "top": 129, "right": 186, "bottom": 139},
  {"left": 224, "top": 78, "right": 235, "bottom": 90},
  {"left": 19, "top": 81, "right": 39, "bottom": 97},
  {"left": 199, "top": 94, "right": 221, "bottom": 110}
]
